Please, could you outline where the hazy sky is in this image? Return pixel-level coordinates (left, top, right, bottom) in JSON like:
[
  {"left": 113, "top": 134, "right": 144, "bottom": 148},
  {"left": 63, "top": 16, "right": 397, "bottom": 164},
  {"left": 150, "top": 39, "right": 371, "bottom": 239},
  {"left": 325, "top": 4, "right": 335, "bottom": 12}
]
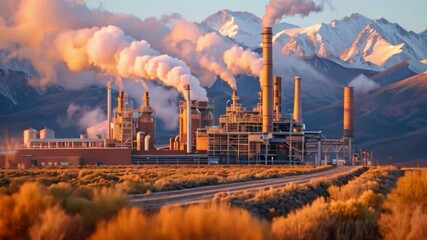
[{"left": 86, "top": 0, "right": 427, "bottom": 33}]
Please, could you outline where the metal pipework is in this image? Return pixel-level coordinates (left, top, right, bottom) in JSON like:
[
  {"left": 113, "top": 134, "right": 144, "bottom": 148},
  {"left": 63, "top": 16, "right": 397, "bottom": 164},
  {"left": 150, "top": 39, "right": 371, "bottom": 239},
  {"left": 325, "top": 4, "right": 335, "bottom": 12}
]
[
  {"left": 185, "top": 84, "right": 192, "bottom": 153},
  {"left": 343, "top": 86, "right": 354, "bottom": 138},
  {"left": 262, "top": 27, "right": 273, "bottom": 134},
  {"left": 273, "top": 76, "right": 282, "bottom": 120},
  {"left": 293, "top": 76, "right": 302, "bottom": 123},
  {"left": 143, "top": 92, "right": 150, "bottom": 107}
]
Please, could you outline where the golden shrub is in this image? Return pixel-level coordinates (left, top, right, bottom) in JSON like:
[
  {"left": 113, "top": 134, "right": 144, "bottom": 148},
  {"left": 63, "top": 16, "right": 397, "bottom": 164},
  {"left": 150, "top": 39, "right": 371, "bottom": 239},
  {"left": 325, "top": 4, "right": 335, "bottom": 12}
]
[{"left": 90, "top": 204, "right": 270, "bottom": 240}]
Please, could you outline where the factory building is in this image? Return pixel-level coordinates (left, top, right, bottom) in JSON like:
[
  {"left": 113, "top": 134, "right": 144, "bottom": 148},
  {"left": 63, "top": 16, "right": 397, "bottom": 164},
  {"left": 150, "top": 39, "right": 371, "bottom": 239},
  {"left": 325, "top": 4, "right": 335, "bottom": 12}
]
[
  {"left": 109, "top": 90, "right": 156, "bottom": 151},
  {"left": 1, "top": 27, "right": 364, "bottom": 168},
  {"left": 169, "top": 98, "right": 214, "bottom": 152},
  {"left": 159, "top": 27, "right": 356, "bottom": 165}
]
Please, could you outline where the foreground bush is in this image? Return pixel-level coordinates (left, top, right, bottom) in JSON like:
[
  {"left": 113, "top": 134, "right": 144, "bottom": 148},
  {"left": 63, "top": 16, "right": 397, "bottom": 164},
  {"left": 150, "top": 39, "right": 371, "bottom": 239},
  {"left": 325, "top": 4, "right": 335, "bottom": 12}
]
[
  {"left": 271, "top": 167, "right": 403, "bottom": 240},
  {"left": 379, "top": 170, "right": 427, "bottom": 240},
  {"left": 90, "top": 204, "right": 270, "bottom": 240},
  {"left": 213, "top": 167, "right": 367, "bottom": 219},
  {"left": 0, "top": 182, "right": 127, "bottom": 239},
  {"left": 271, "top": 198, "right": 333, "bottom": 240}
]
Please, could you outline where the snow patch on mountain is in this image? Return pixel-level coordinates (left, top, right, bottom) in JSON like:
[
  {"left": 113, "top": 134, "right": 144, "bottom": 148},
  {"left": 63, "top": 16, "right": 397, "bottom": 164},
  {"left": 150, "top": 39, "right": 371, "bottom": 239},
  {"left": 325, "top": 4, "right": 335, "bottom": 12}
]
[
  {"left": 201, "top": 9, "right": 297, "bottom": 48},
  {"left": 275, "top": 13, "right": 372, "bottom": 57}
]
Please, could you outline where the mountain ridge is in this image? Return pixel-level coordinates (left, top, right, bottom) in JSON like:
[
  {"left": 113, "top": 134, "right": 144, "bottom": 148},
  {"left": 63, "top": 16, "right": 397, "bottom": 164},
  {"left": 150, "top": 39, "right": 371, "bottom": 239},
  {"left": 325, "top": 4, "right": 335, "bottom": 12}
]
[{"left": 200, "top": 10, "right": 427, "bottom": 73}]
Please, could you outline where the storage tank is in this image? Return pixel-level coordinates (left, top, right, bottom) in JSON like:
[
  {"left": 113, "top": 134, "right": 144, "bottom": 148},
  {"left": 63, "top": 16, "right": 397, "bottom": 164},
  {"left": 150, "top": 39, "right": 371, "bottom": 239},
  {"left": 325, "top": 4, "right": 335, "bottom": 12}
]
[
  {"left": 198, "top": 101, "right": 214, "bottom": 128},
  {"left": 23, "top": 128, "right": 38, "bottom": 147},
  {"left": 144, "top": 135, "right": 151, "bottom": 151},
  {"left": 136, "top": 131, "right": 144, "bottom": 151},
  {"left": 39, "top": 127, "right": 55, "bottom": 139}
]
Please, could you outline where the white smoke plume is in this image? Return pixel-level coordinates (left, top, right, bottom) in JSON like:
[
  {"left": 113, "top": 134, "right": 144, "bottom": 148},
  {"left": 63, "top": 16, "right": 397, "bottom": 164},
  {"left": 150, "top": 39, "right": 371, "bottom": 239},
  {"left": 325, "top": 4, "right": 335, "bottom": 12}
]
[
  {"left": 263, "top": 0, "right": 324, "bottom": 27},
  {"left": 163, "top": 21, "right": 264, "bottom": 90},
  {"left": 66, "top": 103, "right": 107, "bottom": 138},
  {"left": 55, "top": 25, "right": 207, "bottom": 100},
  {"left": 121, "top": 79, "right": 181, "bottom": 130},
  {"left": 349, "top": 74, "right": 379, "bottom": 93},
  {"left": 0, "top": 0, "right": 267, "bottom": 94},
  {"left": 223, "top": 46, "right": 263, "bottom": 76}
]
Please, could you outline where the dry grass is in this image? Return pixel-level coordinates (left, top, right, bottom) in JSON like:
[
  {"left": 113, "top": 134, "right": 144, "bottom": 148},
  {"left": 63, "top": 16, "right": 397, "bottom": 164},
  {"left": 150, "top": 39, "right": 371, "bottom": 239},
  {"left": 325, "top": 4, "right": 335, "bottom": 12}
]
[
  {"left": 271, "top": 198, "right": 333, "bottom": 240},
  {"left": 271, "top": 166, "right": 403, "bottom": 240},
  {"left": 0, "top": 167, "right": 424, "bottom": 240},
  {"left": 213, "top": 167, "right": 367, "bottom": 219},
  {"left": 0, "top": 182, "right": 127, "bottom": 239},
  {"left": 90, "top": 204, "right": 270, "bottom": 240},
  {"left": 0, "top": 165, "right": 331, "bottom": 194},
  {"left": 379, "top": 170, "right": 427, "bottom": 240}
]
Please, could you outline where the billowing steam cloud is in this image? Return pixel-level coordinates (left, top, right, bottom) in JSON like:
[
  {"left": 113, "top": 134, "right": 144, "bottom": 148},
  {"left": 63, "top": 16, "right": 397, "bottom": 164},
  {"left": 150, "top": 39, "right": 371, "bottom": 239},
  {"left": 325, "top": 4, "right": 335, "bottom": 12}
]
[
  {"left": 349, "top": 74, "right": 379, "bottom": 93},
  {"left": 66, "top": 103, "right": 107, "bottom": 138},
  {"left": 163, "top": 21, "right": 264, "bottom": 90},
  {"left": 263, "top": 0, "right": 324, "bottom": 27},
  {"left": 224, "top": 46, "right": 263, "bottom": 76},
  {"left": 56, "top": 25, "right": 207, "bottom": 100},
  {"left": 121, "top": 79, "right": 181, "bottom": 130}
]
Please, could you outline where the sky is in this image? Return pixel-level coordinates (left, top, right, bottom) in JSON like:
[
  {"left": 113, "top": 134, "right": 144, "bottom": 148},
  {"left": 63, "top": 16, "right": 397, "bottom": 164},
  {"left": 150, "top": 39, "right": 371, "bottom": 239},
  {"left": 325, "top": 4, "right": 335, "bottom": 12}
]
[{"left": 86, "top": 0, "right": 427, "bottom": 33}]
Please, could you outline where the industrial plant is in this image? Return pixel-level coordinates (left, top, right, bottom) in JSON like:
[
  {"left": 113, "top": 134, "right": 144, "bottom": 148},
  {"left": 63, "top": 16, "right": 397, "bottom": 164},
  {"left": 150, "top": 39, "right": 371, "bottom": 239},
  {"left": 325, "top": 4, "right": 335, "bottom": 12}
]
[{"left": 0, "top": 27, "right": 369, "bottom": 168}]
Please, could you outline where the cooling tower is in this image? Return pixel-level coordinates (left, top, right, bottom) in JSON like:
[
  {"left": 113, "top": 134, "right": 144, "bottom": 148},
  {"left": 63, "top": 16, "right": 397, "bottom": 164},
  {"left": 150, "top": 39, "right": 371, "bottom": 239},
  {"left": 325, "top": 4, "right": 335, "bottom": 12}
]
[
  {"left": 274, "top": 76, "right": 282, "bottom": 120},
  {"left": 293, "top": 76, "right": 302, "bottom": 123},
  {"left": 262, "top": 27, "right": 273, "bottom": 134},
  {"left": 343, "top": 86, "right": 354, "bottom": 138}
]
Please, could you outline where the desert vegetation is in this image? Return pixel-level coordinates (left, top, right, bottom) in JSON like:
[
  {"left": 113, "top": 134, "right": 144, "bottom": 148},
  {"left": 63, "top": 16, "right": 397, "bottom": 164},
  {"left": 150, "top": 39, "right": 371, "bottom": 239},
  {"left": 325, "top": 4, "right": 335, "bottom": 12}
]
[
  {"left": 0, "top": 167, "right": 425, "bottom": 239},
  {"left": 212, "top": 167, "right": 367, "bottom": 219},
  {"left": 271, "top": 166, "right": 404, "bottom": 240},
  {"left": 379, "top": 170, "right": 427, "bottom": 240},
  {"left": 0, "top": 165, "right": 331, "bottom": 194},
  {"left": 0, "top": 182, "right": 127, "bottom": 240}
]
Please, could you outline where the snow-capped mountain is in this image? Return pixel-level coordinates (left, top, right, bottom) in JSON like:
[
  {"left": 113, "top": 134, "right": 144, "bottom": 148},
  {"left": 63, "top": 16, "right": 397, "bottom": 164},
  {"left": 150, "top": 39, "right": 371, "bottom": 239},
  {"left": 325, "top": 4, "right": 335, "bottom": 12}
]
[
  {"left": 201, "top": 11, "right": 427, "bottom": 73},
  {"left": 341, "top": 18, "right": 427, "bottom": 72},
  {"left": 201, "top": 9, "right": 297, "bottom": 48},
  {"left": 275, "top": 13, "right": 371, "bottom": 58}
]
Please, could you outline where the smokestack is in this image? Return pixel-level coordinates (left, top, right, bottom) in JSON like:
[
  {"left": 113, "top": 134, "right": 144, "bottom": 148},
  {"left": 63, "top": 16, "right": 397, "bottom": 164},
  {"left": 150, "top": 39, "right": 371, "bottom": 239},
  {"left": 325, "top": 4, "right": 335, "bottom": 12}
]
[
  {"left": 262, "top": 27, "right": 273, "bottom": 134},
  {"left": 118, "top": 90, "right": 124, "bottom": 112},
  {"left": 293, "top": 76, "right": 302, "bottom": 123},
  {"left": 185, "top": 84, "right": 192, "bottom": 153},
  {"left": 343, "top": 86, "right": 354, "bottom": 138},
  {"left": 274, "top": 76, "right": 282, "bottom": 120},
  {"left": 107, "top": 81, "right": 111, "bottom": 139},
  {"left": 143, "top": 92, "right": 150, "bottom": 107},
  {"left": 232, "top": 90, "right": 238, "bottom": 107}
]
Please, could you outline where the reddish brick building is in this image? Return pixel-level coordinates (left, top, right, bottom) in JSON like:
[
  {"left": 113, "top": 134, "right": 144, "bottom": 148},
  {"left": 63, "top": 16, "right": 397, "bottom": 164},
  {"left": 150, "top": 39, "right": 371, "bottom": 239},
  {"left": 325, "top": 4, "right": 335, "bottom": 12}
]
[{"left": 2, "top": 148, "right": 131, "bottom": 169}]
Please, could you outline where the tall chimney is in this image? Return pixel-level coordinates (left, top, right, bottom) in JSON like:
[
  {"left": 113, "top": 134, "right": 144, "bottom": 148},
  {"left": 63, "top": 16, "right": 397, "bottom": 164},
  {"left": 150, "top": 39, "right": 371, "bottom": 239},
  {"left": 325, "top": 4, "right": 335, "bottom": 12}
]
[
  {"left": 343, "top": 86, "right": 354, "bottom": 138},
  {"left": 118, "top": 90, "right": 124, "bottom": 112},
  {"left": 232, "top": 90, "right": 238, "bottom": 107},
  {"left": 273, "top": 76, "right": 282, "bottom": 120},
  {"left": 143, "top": 92, "right": 150, "bottom": 107},
  {"left": 293, "top": 76, "right": 302, "bottom": 123},
  {"left": 262, "top": 27, "right": 273, "bottom": 134},
  {"left": 107, "top": 81, "right": 111, "bottom": 139},
  {"left": 185, "top": 84, "right": 192, "bottom": 153}
]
